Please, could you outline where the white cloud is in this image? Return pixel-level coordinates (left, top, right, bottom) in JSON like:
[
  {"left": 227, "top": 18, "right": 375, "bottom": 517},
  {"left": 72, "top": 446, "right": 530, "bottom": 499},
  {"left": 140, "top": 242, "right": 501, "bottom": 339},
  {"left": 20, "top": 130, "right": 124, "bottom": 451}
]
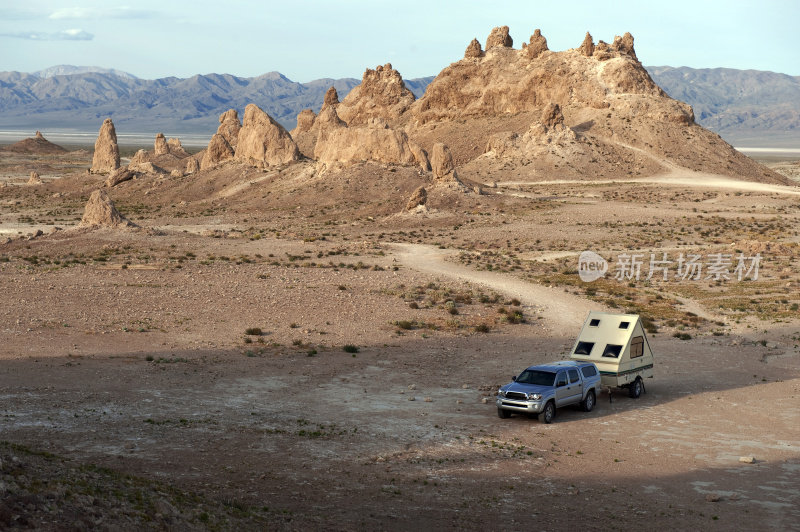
[
  {"left": 0, "top": 29, "right": 94, "bottom": 41},
  {"left": 49, "top": 6, "right": 155, "bottom": 20}
]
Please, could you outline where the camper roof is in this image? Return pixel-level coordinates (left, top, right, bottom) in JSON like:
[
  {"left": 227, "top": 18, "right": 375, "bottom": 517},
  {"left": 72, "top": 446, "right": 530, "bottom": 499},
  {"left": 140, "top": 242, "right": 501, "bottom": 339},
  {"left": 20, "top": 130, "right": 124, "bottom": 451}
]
[{"left": 577, "top": 311, "right": 641, "bottom": 344}]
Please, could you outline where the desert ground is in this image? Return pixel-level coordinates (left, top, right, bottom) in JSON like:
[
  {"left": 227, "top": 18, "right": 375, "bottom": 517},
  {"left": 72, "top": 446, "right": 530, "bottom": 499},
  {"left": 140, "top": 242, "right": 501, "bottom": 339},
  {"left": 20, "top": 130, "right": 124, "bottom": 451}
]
[{"left": 1, "top": 143, "right": 799, "bottom": 530}]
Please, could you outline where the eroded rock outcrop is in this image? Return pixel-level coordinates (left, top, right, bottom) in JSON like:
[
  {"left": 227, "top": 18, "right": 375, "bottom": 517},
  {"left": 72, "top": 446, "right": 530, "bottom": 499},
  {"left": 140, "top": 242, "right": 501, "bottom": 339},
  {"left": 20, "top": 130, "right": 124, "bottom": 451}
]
[
  {"left": 167, "top": 138, "right": 189, "bottom": 158},
  {"left": 79, "top": 189, "right": 135, "bottom": 228},
  {"left": 405, "top": 185, "right": 427, "bottom": 210},
  {"left": 90, "top": 118, "right": 120, "bottom": 174},
  {"left": 522, "top": 29, "right": 548, "bottom": 59},
  {"left": 104, "top": 167, "right": 135, "bottom": 187},
  {"left": 235, "top": 104, "right": 299, "bottom": 167},
  {"left": 579, "top": 32, "right": 595, "bottom": 57},
  {"left": 315, "top": 119, "right": 428, "bottom": 170},
  {"left": 154, "top": 133, "right": 169, "bottom": 156},
  {"left": 185, "top": 157, "right": 200, "bottom": 174},
  {"left": 216, "top": 109, "right": 241, "bottom": 149},
  {"left": 336, "top": 64, "right": 416, "bottom": 126},
  {"left": 485, "top": 26, "right": 512, "bottom": 50},
  {"left": 464, "top": 38, "right": 483, "bottom": 58},
  {"left": 431, "top": 143, "right": 457, "bottom": 179},
  {"left": 201, "top": 134, "right": 235, "bottom": 170},
  {"left": 27, "top": 171, "right": 42, "bottom": 185},
  {"left": 323, "top": 87, "right": 340, "bottom": 108},
  {"left": 613, "top": 32, "right": 637, "bottom": 61}
]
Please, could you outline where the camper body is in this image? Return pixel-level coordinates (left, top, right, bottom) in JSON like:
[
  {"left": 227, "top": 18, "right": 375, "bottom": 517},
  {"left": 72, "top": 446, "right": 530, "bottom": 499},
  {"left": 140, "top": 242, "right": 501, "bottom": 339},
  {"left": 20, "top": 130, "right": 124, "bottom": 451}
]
[{"left": 568, "top": 311, "right": 654, "bottom": 398}]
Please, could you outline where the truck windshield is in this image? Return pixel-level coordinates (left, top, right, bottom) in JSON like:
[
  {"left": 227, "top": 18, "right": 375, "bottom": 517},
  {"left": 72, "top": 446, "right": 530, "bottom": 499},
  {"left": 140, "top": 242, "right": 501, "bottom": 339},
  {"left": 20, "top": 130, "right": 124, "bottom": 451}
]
[{"left": 516, "top": 370, "right": 556, "bottom": 386}]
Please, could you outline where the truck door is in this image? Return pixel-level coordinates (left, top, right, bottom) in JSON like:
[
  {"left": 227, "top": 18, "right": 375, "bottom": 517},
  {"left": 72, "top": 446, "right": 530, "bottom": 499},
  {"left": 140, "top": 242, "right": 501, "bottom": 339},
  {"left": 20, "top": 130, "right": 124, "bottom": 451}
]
[
  {"left": 566, "top": 368, "right": 583, "bottom": 404},
  {"left": 554, "top": 370, "right": 571, "bottom": 407}
]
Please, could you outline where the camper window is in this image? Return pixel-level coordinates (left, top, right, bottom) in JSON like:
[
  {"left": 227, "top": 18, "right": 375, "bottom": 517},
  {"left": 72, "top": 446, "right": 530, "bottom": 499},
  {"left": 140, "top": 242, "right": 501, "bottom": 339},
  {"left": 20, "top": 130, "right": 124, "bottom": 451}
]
[
  {"left": 631, "top": 336, "right": 644, "bottom": 358},
  {"left": 589, "top": 318, "right": 600, "bottom": 327},
  {"left": 568, "top": 369, "right": 580, "bottom": 384},
  {"left": 619, "top": 321, "right": 630, "bottom": 329},
  {"left": 574, "top": 341, "right": 595, "bottom": 356},
  {"left": 602, "top": 344, "right": 623, "bottom": 358}
]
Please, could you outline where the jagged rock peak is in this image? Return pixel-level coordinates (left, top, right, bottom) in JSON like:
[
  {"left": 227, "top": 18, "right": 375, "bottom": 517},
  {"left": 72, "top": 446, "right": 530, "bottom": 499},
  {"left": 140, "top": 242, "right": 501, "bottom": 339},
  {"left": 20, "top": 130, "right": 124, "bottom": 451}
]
[
  {"left": 485, "top": 26, "right": 513, "bottom": 50},
  {"left": 464, "top": 38, "right": 483, "bottom": 58},
  {"left": 612, "top": 32, "right": 637, "bottom": 61},
  {"left": 293, "top": 109, "right": 317, "bottom": 135},
  {"left": 579, "top": 32, "right": 595, "bottom": 57},
  {"left": 90, "top": 118, "right": 120, "bottom": 174},
  {"left": 523, "top": 29, "right": 548, "bottom": 59},
  {"left": 323, "top": 87, "right": 340, "bottom": 108},
  {"left": 154, "top": 133, "right": 168, "bottom": 155},
  {"left": 35, "top": 131, "right": 44, "bottom": 139},
  {"left": 337, "top": 63, "right": 416, "bottom": 126},
  {"left": 216, "top": 109, "right": 241, "bottom": 148},
  {"left": 28, "top": 171, "right": 42, "bottom": 185}
]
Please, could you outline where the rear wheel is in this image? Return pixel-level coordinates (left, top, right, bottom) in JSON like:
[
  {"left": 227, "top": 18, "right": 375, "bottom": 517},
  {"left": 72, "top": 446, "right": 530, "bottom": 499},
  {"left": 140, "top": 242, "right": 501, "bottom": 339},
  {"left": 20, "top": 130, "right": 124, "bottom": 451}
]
[
  {"left": 540, "top": 401, "right": 555, "bottom": 424},
  {"left": 629, "top": 378, "right": 643, "bottom": 399},
  {"left": 497, "top": 407, "right": 511, "bottom": 419},
  {"left": 581, "top": 390, "right": 596, "bottom": 412}
]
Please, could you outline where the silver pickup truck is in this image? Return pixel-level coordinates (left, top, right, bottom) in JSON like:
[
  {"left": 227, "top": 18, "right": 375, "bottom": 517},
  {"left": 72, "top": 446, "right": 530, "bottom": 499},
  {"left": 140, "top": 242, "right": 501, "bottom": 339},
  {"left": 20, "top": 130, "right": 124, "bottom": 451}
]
[{"left": 496, "top": 361, "right": 601, "bottom": 423}]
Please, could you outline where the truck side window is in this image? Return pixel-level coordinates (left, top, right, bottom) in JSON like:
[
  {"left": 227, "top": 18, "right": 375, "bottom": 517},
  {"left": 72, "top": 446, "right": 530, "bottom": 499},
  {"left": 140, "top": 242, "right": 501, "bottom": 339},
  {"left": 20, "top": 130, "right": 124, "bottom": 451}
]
[
  {"left": 568, "top": 369, "right": 580, "bottom": 383},
  {"left": 602, "top": 344, "right": 623, "bottom": 358},
  {"left": 631, "top": 336, "right": 644, "bottom": 358},
  {"left": 556, "top": 372, "right": 568, "bottom": 387},
  {"left": 581, "top": 365, "right": 597, "bottom": 378},
  {"left": 574, "top": 341, "right": 594, "bottom": 356}
]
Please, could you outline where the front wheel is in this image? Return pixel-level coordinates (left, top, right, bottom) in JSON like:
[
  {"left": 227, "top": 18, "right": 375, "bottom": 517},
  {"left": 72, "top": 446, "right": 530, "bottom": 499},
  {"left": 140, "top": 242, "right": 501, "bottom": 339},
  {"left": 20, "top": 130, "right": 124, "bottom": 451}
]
[
  {"left": 540, "top": 401, "right": 555, "bottom": 424},
  {"left": 629, "top": 378, "right": 643, "bottom": 399},
  {"left": 581, "top": 390, "right": 596, "bottom": 412},
  {"left": 497, "top": 407, "right": 511, "bottom": 419}
]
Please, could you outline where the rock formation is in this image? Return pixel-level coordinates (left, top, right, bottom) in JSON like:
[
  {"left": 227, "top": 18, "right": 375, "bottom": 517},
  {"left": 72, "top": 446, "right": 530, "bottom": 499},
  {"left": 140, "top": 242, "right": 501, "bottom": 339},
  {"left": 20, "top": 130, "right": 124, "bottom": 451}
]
[
  {"left": 104, "top": 167, "right": 135, "bottom": 187},
  {"left": 485, "top": 26, "right": 512, "bottom": 50},
  {"left": 0, "top": 132, "right": 67, "bottom": 154},
  {"left": 540, "top": 103, "right": 565, "bottom": 129},
  {"left": 27, "top": 171, "right": 42, "bottom": 185},
  {"left": 201, "top": 134, "right": 235, "bottom": 170},
  {"left": 79, "top": 189, "right": 135, "bottom": 228},
  {"left": 216, "top": 109, "right": 241, "bottom": 149},
  {"left": 234, "top": 104, "right": 300, "bottom": 167},
  {"left": 336, "top": 64, "right": 416, "bottom": 126},
  {"left": 613, "top": 32, "right": 637, "bottom": 61},
  {"left": 405, "top": 185, "right": 427, "bottom": 210},
  {"left": 314, "top": 118, "right": 428, "bottom": 169},
  {"left": 292, "top": 109, "right": 317, "bottom": 136},
  {"left": 579, "top": 32, "right": 595, "bottom": 57},
  {"left": 185, "top": 157, "right": 200, "bottom": 174},
  {"left": 323, "top": 87, "right": 340, "bottom": 108},
  {"left": 128, "top": 161, "right": 165, "bottom": 174},
  {"left": 166, "top": 138, "right": 189, "bottom": 158},
  {"left": 154, "top": 133, "right": 169, "bottom": 155},
  {"left": 90, "top": 118, "right": 120, "bottom": 174},
  {"left": 464, "top": 38, "right": 483, "bottom": 59},
  {"left": 523, "top": 29, "right": 548, "bottom": 59},
  {"left": 431, "top": 143, "right": 457, "bottom": 179}
]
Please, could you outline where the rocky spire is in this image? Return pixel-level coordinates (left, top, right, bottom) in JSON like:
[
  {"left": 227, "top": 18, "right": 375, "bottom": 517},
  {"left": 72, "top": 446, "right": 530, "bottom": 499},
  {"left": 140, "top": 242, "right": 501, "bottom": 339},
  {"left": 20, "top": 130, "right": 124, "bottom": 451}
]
[
  {"left": 90, "top": 118, "right": 120, "bottom": 174},
  {"left": 485, "top": 26, "right": 513, "bottom": 50},
  {"left": 579, "top": 32, "right": 595, "bottom": 57},
  {"left": 523, "top": 29, "right": 548, "bottom": 59},
  {"left": 464, "top": 38, "right": 483, "bottom": 58}
]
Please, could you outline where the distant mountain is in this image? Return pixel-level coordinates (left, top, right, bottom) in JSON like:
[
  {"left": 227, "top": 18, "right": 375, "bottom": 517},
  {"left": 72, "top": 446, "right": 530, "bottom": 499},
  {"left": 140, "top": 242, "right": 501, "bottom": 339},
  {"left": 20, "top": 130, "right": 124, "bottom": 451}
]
[
  {"left": 33, "top": 65, "right": 138, "bottom": 80},
  {"left": 647, "top": 66, "right": 800, "bottom": 147},
  {"left": 0, "top": 66, "right": 434, "bottom": 136},
  {"left": 1, "top": 64, "right": 798, "bottom": 148}
]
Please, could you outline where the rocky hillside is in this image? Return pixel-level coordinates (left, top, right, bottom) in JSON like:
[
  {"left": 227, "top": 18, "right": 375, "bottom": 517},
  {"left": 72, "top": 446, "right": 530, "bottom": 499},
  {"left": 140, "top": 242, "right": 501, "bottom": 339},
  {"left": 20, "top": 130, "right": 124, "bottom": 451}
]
[
  {"left": 648, "top": 66, "right": 800, "bottom": 146},
  {"left": 0, "top": 69, "right": 433, "bottom": 133}
]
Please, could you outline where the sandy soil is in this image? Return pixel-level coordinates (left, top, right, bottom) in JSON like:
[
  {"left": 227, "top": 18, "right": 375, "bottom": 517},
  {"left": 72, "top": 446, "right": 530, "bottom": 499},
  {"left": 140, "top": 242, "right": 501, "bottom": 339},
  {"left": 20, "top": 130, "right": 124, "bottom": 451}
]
[{"left": 1, "top": 149, "right": 799, "bottom": 530}]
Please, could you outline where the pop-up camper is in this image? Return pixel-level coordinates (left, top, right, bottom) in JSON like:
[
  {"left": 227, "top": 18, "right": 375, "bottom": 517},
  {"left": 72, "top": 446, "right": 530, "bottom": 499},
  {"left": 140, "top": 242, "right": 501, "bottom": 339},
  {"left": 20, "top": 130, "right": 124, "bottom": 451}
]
[{"left": 568, "top": 311, "right": 654, "bottom": 398}]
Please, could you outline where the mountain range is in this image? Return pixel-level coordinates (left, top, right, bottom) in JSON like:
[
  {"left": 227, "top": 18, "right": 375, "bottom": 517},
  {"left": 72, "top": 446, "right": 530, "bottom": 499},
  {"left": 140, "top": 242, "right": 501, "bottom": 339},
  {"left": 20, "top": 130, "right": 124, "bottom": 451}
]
[{"left": 0, "top": 64, "right": 798, "bottom": 147}]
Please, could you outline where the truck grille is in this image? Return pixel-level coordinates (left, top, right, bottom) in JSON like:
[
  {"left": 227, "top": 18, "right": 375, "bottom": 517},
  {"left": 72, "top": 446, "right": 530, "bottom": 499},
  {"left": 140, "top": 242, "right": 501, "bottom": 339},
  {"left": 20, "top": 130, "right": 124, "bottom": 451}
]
[{"left": 505, "top": 391, "right": 528, "bottom": 401}]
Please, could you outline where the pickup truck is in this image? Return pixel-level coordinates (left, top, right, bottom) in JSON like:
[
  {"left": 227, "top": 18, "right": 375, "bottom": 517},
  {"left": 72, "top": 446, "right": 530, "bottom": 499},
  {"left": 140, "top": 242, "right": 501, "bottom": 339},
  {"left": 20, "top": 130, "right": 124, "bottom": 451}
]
[{"left": 496, "top": 361, "right": 601, "bottom": 423}]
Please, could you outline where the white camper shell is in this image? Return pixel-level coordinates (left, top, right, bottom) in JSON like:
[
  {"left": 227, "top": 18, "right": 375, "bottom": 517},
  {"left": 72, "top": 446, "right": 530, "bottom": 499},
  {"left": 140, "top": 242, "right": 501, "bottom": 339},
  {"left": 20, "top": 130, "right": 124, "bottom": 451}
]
[{"left": 568, "top": 311, "right": 654, "bottom": 397}]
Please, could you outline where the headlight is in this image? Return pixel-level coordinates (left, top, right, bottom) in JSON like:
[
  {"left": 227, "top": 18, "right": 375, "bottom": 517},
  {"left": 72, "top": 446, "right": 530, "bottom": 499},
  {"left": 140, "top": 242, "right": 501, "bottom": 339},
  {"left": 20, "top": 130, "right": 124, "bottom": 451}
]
[
  {"left": 498, "top": 389, "right": 506, "bottom": 397},
  {"left": 528, "top": 393, "right": 541, "bottom": 400}
]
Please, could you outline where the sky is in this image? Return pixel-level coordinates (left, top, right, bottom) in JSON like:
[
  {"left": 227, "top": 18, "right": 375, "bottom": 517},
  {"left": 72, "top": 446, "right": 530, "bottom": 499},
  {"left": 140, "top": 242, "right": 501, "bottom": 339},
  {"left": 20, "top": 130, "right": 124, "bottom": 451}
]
[{"left": 1, "top": 0, "right": 798, "bottom": 81}]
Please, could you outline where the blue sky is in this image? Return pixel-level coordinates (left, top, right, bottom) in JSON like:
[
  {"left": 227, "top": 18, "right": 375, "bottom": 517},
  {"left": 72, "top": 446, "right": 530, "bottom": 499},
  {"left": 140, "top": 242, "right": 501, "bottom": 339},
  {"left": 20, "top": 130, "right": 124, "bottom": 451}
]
[{"left": 1, "top": 1, "right": 798, "bottom": 81}]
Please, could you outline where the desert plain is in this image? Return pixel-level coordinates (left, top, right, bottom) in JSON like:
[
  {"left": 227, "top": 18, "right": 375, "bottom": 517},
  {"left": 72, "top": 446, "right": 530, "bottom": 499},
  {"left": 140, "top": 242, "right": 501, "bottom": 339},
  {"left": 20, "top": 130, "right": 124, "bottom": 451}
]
[{"left": 1, "top": 27, "right": 800, "bottom": 531}]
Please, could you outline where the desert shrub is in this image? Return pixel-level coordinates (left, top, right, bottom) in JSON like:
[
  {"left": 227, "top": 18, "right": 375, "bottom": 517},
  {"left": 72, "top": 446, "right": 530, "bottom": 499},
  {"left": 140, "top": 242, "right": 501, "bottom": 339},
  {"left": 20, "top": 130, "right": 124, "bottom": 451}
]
[
  {"left": 245, "top": 327, "right": 262, "bottom": 336},
  {"left": 474, "top": 323, "right": 491, "bottom": 333},
  {"left": 395, "top": 320, "right": 415, "bottom": 330},
  {"left": 343, "top": 344, "right": 359, "bottom": 353},
  {"left": 409, "top": 301, "right": 419, "bottom": 309},
  {"left": 673, "top": 332, "right": 691, "bottom": 341}
]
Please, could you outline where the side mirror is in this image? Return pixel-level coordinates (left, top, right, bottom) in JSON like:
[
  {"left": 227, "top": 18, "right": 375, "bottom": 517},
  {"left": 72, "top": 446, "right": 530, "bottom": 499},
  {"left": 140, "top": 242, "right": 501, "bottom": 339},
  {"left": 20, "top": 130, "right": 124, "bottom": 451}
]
[{"left": 512, "top": 376, "right": 517, "bottom": 382}]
